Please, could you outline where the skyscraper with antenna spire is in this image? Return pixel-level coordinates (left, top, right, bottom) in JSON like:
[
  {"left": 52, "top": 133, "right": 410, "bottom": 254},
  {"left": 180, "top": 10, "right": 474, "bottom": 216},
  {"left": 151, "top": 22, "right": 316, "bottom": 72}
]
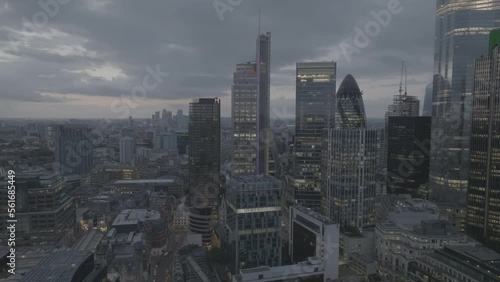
[{"left": 231, "top": 14, "right": 271, "bottom": 176}]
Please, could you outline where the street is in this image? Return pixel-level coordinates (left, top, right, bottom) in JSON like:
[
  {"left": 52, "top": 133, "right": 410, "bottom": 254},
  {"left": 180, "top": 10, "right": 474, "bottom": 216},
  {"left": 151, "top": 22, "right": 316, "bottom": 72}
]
[{"left": 148, "top": 229, "right": 187, "bottom": 282}]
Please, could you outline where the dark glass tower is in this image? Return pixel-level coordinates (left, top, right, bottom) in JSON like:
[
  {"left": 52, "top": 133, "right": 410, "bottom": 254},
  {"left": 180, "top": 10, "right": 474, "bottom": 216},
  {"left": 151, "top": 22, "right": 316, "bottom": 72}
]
[
  {"left": 54, "top": 124, "right": 93, "bottom": 176},
  {"left": 188, "top": 98, "right": 221, "bottom": 210},
  {"left": 292, "top": 62, "right": 336, "bottom": 212},
  {"left": 466, "top": 37, "right": 500, "bottom": 251},
  {"left": 423, "top": 82, "right": 433, "bottom": 117},
  {"left": 387, "top": 116, "right": 432, "bottom": 199},
  {"left": 256, "top": 32, "right": 271, "bottom": 175},
  {"left": 430, "top": 0, "right": 500, "bottom": 203}
]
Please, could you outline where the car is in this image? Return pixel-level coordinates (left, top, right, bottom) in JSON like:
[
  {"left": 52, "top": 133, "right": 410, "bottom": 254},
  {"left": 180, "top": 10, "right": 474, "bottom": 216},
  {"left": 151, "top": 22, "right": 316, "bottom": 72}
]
[{"left": 164, "top": 251, "right": 169, "bottom": 257}]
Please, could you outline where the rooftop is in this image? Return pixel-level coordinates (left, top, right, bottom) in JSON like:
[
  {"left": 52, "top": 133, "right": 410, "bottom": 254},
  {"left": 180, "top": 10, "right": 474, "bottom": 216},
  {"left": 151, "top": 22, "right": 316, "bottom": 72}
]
[
  {"left": 292, "top": 204, "right": 335, "bottom": 225},
  {"left": 20, "top": 251, "right": 93, "bottom": 282},
  {"left": 113, "top": 178, "right": 175, "bottom": 185},
  {"left": 112, "top": 209, "right": 161, "bottom": 226}
]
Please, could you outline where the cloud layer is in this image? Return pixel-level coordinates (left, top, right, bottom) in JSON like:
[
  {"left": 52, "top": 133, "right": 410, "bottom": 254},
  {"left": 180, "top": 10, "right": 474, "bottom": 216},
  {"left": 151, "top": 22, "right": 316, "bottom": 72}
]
[{"left": 0, "top": 0, "right": 435, "bottom": 119}]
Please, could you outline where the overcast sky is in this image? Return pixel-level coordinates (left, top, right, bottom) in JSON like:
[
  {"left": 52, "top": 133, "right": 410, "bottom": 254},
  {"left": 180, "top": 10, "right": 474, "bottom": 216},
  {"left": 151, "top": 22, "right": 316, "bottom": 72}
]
[{"left": 0, "top": 0, "right": 436, "bottom": 119}]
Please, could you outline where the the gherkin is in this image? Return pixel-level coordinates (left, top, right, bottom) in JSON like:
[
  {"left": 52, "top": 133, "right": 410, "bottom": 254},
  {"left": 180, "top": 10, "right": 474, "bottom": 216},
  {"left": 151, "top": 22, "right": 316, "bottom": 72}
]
[{"left": 335, "top": 74, "right": 366, "bottom": 129}]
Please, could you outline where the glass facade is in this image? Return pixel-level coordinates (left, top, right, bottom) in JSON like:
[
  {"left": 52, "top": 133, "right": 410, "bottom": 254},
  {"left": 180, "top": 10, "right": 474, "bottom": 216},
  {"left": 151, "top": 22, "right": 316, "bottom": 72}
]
[
  {"left": 256, "top": 33, "right": 271, "bottom": 175},
  {"left": 466, "top": 44, "right": 500, "bottom": 251},
  {"left": 430, "top": 0, "right": 500, "bottom": 203},
  {"left": 387, "top": 117, "right": 432, "bottom": 199},
  {"left": 188, "top": 98, "right": 221, "bottom": 210},
  {"left": 0, "top": 173, "right": 75, "bottom": 246},
  {"left": 335, "top": 74, "right": 366, "bottom": 129},
  {"left": 292, "top": 62, "right": 336, "bottom": 212},
  {"left": 227, "top": 175, "right": 282, "bottom": 274},
  {"left": 232, "top": 63, "right": 258, "bottom": 175},
  {"left": 322, "top": 75, "right": 376, "bottom": 231},
  {"left": 55, "top": 124, "right": 93, "bottom": 176},
  {"left": 423, "top": 82, "right": 433, "bottom": 117},
  {"left": 231, "top": 32, "right": 271, "bottom": 176}
]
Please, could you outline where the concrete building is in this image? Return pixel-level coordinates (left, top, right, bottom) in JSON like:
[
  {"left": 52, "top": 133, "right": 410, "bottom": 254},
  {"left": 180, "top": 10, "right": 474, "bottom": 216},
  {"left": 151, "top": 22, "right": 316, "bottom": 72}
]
[
  {"left": 17, "top": 250, "right": 106, "bottom": 282},
  {"left": 172, "top": 245, "right": 218, "bottom": 282},
  {"left": 376, "top": 199, "right": 472, "bottom": 280},
  {"left": 0, "top": 172, "right": 75, "bottom": 247},
  {"left": 408, "top": 245, "right": 500, "bottom": 282},
  {"left": 289, "top": 205, "right": 339, "bottom": 280}
]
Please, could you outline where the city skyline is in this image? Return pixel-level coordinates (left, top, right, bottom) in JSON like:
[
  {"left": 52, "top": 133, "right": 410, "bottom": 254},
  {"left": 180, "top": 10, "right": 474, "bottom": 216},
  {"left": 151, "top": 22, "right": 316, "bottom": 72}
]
[{"left": 0, "top": 0, "right": 436, "bottom": 119}]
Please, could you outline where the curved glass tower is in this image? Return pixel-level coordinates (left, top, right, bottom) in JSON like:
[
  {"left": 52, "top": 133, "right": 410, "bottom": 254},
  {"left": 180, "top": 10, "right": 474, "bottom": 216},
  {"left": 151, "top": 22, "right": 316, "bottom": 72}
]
[
  {"left": 323, "top": 75, "right": 377, "bottom": 231},
  {"left": 430, "top": 0, "right": 500, "bottom": 203},
  {"left": 335, "top": 74, "right": 366, "bottom": 128}
]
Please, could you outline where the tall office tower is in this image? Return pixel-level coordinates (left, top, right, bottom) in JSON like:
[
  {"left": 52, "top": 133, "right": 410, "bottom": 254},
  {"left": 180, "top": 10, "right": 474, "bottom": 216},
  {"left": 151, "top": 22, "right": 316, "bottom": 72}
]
[
  {"left": 232, "top": 62, "right": 258, "bottom": 175},
  {"left": 322, "top": 75, "right": 377, "bottom": 231},
  {"left": 54, "top": 124, "right": 93, "bottom": 176},
  {"left": 227, "top": 175, "right": 282, "bottom": 274},
  {"left": 231, "top": 32, "right": 271, "bottom": 175},
  {"left": 387, "top": 116, "right": 432, "bottom": 199},
  {"left": 466, "top": 30, "right": 500, "bottom": 252},
  {"left": 256, "top": 32, "right": 271, "bottom": 175},
  {"left": 292, "top": 62, "right": 336, "bottom": 212},
  {"left": 119, "top": 136, "right": 134, "bottom": 164},
  {"left": 422, "top": 82, "right": 433, "bottom": 117},
  {"left": 0, "top": 172, "right": 75, "bottom": 246},
  {"left": 154, "top": 111, "right": 160, "bottom": 120},
  {"left": 430, "top": 0, "right": 500, "bottom": 203},
  {"left": 188, "top": 98, "right": 221, "bottom": 210}
]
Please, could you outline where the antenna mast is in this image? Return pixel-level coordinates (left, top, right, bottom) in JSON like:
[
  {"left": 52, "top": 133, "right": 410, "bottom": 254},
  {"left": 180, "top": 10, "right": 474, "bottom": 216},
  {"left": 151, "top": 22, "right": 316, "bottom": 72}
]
[
  {"left": 399, "top": 60, "right": 404, "bottom": 96},
  {"left": 258, "top": 7, "right": 261, "bottom": 36},
  {"left": 404, "top": 63, "right": 408, "bottom": 96}
]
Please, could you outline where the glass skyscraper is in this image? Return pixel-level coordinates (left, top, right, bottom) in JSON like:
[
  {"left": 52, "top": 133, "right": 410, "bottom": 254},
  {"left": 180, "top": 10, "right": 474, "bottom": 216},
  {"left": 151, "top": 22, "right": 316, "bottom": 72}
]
[
  {"left": 226, "top": 175, "right": 282, "bottom": 274},
  {"left": 430, "top": 0, "right": 500, "bottom": 203},
  {"left": 188, "top": 98, "right": 221, "bottom": 210},
  {"left": 466, "top": 33, "right": 500, "bottom": 251},
  {"left": 292, "top": 62, "right": 336, "bottom": 213},
  {"left": 322, "top": 75, "right": 377, "bottom": 231},
  {"left": 231, "top": 33, "right": 271, "bottom": 176},
  {"left": 54, "top": 124, "right": 93, "bottom": 176},
  {"left": 232, "top": 62, "right": 258, "bottom": 175}
]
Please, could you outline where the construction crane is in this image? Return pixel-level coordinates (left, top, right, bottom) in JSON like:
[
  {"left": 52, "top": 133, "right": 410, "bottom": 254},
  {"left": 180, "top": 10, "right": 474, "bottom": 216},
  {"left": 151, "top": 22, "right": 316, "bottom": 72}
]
[{"left": 398, "top": 60, "right": 408, "bottom": 96}]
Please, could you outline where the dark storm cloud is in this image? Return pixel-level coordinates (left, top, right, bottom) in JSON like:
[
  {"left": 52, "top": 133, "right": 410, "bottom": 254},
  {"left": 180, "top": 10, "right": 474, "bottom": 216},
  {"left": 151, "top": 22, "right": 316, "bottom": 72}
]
[{"left": 0, "top": 0, "right": 436, "bottom": 118}]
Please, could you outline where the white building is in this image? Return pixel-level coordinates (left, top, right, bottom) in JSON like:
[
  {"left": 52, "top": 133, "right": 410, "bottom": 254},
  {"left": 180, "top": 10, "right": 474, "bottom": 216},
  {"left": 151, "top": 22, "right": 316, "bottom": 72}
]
[{"left": 289, "top": 205, "right": 339, "bottom": 281}]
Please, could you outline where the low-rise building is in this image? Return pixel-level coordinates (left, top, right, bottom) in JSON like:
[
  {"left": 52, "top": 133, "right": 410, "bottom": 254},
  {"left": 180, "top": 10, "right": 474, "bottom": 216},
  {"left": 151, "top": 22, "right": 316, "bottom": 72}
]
[{"left": 408, "top": 245, "right": 500, "bottom": 282}]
